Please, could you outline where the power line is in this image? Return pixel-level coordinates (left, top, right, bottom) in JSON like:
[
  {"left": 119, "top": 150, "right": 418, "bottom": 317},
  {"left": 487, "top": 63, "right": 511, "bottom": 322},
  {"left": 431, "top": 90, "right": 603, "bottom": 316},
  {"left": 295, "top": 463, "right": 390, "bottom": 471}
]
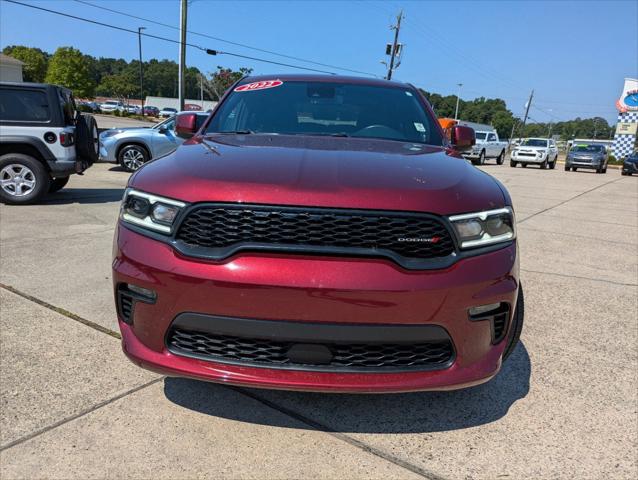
[
  {"left": 3, "top": 0, "right": 338, "bottom": 75},
  {"left": 72, "top": 0, "right": 379, "bottom": 77}
]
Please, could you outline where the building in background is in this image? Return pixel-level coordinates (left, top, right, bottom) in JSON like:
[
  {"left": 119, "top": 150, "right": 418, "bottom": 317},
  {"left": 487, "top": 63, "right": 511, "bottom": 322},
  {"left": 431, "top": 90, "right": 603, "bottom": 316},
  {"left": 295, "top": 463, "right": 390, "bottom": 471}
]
[
  {"left": 0, "top": 53, "right": 23, "bottom": 82},
  {"left": 145, "top": 96, "right": 217, "bottom": 112},
  {"left": 612, "top": 78, "right": 638, "bottom": 159}
]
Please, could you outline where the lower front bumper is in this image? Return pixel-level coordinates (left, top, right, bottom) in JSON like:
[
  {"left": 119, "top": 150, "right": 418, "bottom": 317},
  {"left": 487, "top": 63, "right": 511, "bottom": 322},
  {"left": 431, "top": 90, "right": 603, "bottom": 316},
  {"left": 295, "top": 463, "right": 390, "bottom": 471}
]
[
  {"left": 121, "top": 321, "right": 501, "bottom": 393},
  {"left": 567, "top": 162, "right": 600, "bottom": 170},
  {"left": 113, "top": 225, "right": 519, "bottom": 393}
]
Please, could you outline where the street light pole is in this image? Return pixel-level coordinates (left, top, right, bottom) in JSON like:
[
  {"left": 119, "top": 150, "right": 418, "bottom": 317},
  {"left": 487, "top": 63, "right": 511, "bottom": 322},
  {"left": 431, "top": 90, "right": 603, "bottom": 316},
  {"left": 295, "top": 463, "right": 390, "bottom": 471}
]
[
  {"left": 178, "top": 0, "right": 187, "bottom": 111},
  {"left": 454, "top": 83, "right": 463, "bottom": 120},
  {"left": 138, "top": 27, "right": 146, "bottom": 117}
]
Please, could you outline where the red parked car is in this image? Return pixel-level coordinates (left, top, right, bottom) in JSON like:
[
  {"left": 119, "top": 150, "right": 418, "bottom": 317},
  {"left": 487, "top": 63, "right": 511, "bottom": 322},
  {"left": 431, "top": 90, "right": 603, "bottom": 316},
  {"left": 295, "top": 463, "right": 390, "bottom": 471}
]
[{"left": 113, "top": 75, "right": 523, "bottom": 393}]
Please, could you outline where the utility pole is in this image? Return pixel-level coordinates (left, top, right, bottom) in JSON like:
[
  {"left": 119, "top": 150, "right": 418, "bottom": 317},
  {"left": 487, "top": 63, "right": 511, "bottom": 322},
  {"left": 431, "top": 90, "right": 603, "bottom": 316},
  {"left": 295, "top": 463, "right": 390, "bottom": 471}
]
[
  {"left": 200, "top": 74, "right": 204, "bottom": 108},
  {"left": 386, "top": 10, "right": 403, "bottom": 80},
  {"left": 507, "top": 119, "right": 519, "bottom": 151},
  {"left": 138, "top": 27, "right": 146, "bottom": 117},
  {"left": 520, "top": 89, "right": 534, "bottom": 139},
  {"left": 178, "top": 0, "right": 188, "bottom": 111},
  {"left": 454, "top": 83, "right": 463, "bottom": 120}
]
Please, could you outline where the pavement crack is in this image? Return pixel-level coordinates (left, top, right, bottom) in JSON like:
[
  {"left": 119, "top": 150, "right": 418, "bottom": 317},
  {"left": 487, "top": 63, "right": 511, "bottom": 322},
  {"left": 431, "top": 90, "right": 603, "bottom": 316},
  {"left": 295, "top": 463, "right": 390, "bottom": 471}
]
[
  {"left": 0, "top": 377, "right": 164, "bottom": 452},
  {"left": 0, "top": 283, "right": 121, "bottom": 339},
  {"left": 233, "top": 387, "right": 449, "bottom": 480},
  {"left": 518, "top": 176, "right": 626, "bottom": 225},
  {"left": 520, "top": 268, "right": 638, "bottom": 287}
]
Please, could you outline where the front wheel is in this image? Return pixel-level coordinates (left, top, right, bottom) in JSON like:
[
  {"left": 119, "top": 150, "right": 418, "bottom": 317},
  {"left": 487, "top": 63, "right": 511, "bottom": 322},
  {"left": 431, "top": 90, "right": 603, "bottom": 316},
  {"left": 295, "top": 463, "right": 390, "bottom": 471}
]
[
  {"left": 0, "top": 153, "right": 50, "bottom": 205},
  {"left": 503, "top": 286, "right": 524, "bottom": 362},
  {"left": 521, "top": 163, "right": 527, "bottom": 168},
  {"left": 118, "top": 144, "right": 149, "bottom": 172},
  {"left": 541, "top": 159, "right": 548, "bottom": 169},
  {"left": 496, "top": 150, "right": 505, "bottom": 165},
  {"left": 549, "top": 156, "right": 557, "bottom": 169},
  {"left": 564, "top": 164, "right": 570, "bottom": 171},
  {"left": 510, "top": 160, "right": 517, "bottom": 168}
]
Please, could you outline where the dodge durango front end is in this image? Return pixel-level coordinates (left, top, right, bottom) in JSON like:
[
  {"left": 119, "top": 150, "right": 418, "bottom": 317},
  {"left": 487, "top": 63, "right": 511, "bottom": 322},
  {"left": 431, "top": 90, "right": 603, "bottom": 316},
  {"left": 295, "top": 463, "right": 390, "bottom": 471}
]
[{"left": 113, "top": 75, "right": 523, "bottom": 393}]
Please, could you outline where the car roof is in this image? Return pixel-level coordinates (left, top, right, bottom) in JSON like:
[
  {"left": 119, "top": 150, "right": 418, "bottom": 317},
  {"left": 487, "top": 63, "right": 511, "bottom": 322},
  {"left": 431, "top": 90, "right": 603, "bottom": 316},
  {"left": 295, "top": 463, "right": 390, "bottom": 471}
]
[
  {"left": 0, "top": 81, "right": 71, "bottom": 94},
  {"left": 238, "top": 74, "right": 411, "bottom": 89}
]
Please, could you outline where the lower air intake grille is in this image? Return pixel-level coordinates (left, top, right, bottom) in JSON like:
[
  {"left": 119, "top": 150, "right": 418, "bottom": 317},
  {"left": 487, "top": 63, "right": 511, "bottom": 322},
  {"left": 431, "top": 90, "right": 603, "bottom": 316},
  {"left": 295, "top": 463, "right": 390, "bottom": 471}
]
[
  {"left": 117, "top": 288, "right": 134, "bottom": 324},
  {"left": 167, "top": 327, "right": 454, "bottom": 372}
]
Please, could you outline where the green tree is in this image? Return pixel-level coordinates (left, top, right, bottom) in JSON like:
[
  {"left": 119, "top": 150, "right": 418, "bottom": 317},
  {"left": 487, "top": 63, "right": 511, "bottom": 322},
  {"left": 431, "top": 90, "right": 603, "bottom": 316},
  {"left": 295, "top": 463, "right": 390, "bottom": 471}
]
[
  {"left": 96, "top": 73, "right": 137, "bottom": 102},
  {"left": 45, "top": 47, "right": 95, "bottom": 97},
  {"left": 202, "top": 66, "right": 253, "bottom": 100},
  {"left": 2, "top": 45, "right": 48, "bottom": 82}
]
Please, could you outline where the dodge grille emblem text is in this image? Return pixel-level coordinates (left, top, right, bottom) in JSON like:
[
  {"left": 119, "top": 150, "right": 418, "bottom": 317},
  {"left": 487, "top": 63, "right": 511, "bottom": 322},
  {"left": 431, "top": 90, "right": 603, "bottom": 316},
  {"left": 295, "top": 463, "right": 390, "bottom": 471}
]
[{"left": 397, "top": 236, "right": 441, "bottom": 243}]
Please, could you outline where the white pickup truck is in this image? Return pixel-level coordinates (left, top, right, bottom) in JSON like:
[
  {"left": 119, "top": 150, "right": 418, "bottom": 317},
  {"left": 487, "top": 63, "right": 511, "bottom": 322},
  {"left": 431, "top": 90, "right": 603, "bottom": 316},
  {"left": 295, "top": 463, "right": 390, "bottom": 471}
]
[{"left": 463, "top": 129, "right": 508, "bottom": 165}]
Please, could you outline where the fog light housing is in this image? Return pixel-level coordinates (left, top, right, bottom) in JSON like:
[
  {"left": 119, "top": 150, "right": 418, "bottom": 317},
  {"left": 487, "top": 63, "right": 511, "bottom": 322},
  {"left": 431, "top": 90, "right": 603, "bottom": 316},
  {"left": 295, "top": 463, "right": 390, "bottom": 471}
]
[
  {"left": 469, "top": 303, "right": 501, "bottom": 317},
  {"left": 127, "top": 283, "right": 156, "bottom": 300}
]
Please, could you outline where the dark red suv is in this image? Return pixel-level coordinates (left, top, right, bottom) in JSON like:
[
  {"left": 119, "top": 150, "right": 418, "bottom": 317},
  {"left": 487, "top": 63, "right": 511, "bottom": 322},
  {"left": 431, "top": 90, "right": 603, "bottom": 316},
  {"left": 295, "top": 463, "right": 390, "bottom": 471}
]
[{"left": 113, "top": 75, "right": 523, "bottom": 393}]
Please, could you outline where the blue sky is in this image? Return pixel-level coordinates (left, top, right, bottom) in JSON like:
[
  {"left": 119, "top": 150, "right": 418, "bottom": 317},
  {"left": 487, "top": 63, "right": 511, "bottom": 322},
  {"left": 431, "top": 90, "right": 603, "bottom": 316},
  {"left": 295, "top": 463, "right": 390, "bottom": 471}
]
[{"left": 1, "top": 0, "right": 636, "bottom": 124}]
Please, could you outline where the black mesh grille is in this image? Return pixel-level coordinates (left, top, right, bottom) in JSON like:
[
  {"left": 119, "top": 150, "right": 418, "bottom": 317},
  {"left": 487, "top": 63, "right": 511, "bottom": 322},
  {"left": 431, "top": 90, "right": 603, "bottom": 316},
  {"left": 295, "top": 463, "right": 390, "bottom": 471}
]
[
  {"left": 167, "top": 327, "right": 454, "bottom": 371},
  {"left": 492, "top": 311, "right": 508, "bottom": 343},
  {"left": 175, "top": 204, "right": 455, "bottom": 262},
  {"left": 117, "top": 289, "right": 134, "bottom": 324}
]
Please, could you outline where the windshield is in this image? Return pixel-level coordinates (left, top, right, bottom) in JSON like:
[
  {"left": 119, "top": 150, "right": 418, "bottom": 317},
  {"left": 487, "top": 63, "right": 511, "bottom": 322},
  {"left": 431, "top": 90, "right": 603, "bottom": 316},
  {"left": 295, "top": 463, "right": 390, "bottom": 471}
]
[
  {"left": 475, "top": 132, "right": 487, "bottom": 140},
  {"left": 206, "top": 80, "right": 444, "bottom": 145},
  {"left": 572, "top": 145, "right": 605, "bottom": 153},
  {"left": 153, "top": 117, "right": 175, "bottom": 130},
  {"left": 104, "top": 101, "right": 119, "bottom": 106},
  {"left": 163, "top": 108, "right": 177, "bottom": 112},
  {"left": 522, "top": 139, "right": 548, "bottom": 147}
]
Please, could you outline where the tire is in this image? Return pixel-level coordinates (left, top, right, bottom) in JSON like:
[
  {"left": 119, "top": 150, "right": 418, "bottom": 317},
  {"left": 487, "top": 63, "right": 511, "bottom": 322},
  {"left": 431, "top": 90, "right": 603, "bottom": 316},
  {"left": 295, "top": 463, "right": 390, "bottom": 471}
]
[
  {"left": 49, "top": 176, "right": 70, "bottom": 193},
  {"left": 564, "top": 164, "right": 570, "bottom": 171},
  {"left": 549, "top": 156, "right": 556, "bottom": 169},
  {"left": 479, "top": 150, "right": 486, "bottom": 165},
  {"left": 572, "top": 167, "right": 577, "bottom": 172},
  {"left": 503, "top": 285, "right": 524, "bottom": 362},
  {"left": 496, "top": 150, "right": 505, "bottom": 165},
  {"left": 75, "top": 114, "right": 99, "bottom": 165},
  {"left": 541, "top": 159, "right": 548, "bottom": 169},
  {"left": 510, "top": 160, "right": 517, "bottom": 168},
  {"left": 0, "top": 153, "right": 50, "bottom": 205},
  {"left": 602, "top": 166, "right": 607, "bottom": 173},
  {"left": 521, "top": 163, "right": 527, "bottom": 168},
  {"left": 118, "top": 144, "right": 149, "bottom": 172}
]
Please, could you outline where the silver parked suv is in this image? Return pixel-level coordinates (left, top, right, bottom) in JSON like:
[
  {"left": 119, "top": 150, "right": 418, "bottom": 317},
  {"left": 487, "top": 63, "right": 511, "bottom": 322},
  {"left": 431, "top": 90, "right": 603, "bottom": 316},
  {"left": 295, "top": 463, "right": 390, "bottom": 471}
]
[
  {"left": 0, "top": 82, "right": 99, "bottom": 204},
  {"left": 99, "top": 112, "right": 208, "bottom": 172}
]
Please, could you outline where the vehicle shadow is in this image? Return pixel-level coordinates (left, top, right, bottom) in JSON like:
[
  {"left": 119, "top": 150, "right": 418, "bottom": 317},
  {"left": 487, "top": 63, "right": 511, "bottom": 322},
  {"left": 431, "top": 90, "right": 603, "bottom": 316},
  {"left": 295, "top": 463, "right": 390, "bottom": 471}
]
[
  {"left": 42, "top": 187, "right": 125, "bottom": 204},
  {"left": 164, "top": 342, "right": 531, "bottom": 434}
]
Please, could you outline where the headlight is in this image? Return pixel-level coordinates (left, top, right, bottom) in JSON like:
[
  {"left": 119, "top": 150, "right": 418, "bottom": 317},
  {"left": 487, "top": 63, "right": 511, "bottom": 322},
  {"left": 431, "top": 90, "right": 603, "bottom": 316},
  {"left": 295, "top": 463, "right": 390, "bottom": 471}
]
[
  {"left": 537, "top": 150, "right": 546, "bottom": 156},
  {"left": 100, "top": 130, "right": 120, "bottom": 139},
  {"left": 448, "top": 207, "right": 515, "bottom": 249},
  {"left": 120, "top": 188, "right": 186, "bottom": 234}
]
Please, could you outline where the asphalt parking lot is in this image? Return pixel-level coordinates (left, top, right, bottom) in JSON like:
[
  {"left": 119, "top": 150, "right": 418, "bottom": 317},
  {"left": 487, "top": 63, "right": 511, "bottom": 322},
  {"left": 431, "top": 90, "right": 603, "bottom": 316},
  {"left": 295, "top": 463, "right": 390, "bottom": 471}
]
[{"left": 1, "top": 160, "right": 636, "bottom": 479}]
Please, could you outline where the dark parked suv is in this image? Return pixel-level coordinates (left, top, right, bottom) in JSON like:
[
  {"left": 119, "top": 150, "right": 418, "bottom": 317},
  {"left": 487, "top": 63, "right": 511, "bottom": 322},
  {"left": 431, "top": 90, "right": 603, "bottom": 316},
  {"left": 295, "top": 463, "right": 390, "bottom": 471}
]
[{"left": 113, "top": 75, "right": 523, "bottom": 392}]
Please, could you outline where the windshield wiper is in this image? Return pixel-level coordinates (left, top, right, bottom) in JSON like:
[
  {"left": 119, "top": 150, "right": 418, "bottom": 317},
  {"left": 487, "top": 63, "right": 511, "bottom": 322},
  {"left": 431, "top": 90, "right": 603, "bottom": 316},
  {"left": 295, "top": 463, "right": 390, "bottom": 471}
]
[
  {"left": 305, "top": 132, "right": 350, "bottom": 137},
  {"left": 217, "top": 130, "right": 255, "bottom": 134}
]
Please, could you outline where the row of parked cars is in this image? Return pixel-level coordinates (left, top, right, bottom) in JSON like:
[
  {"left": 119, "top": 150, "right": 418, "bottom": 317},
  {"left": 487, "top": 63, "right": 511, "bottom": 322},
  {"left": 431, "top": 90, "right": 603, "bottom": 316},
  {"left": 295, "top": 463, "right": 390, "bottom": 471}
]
[{"left": 77, "top": 100, "right": 178, "bottom": 118}]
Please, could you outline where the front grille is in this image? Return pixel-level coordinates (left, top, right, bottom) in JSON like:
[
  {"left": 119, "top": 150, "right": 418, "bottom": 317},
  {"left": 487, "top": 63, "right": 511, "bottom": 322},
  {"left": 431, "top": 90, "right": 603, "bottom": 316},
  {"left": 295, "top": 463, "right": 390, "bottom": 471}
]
[
  {"left": 175, "top": 204, "right": 455, "bottom": 264},
  {"left": 167, "top": 327, "right": 454, "bottom": 371}
]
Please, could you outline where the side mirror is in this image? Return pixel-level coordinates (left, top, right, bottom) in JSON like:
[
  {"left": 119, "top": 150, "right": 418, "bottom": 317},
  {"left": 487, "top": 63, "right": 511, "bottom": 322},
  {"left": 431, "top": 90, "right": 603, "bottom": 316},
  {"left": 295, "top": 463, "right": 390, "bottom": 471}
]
[
  {"left": 450, "top": 125, "right": 475, "bottom": 152},
  {"left": 175, "top": 113, "right": 198, "bottom": 139},
  {"left": 158, "top": 125, "right": 168, "bottom": 134}
]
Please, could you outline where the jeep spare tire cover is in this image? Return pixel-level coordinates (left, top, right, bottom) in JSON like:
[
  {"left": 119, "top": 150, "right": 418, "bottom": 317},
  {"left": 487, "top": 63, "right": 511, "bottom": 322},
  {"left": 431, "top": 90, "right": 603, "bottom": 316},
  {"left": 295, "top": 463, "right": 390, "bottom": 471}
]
[{"left": 75, "top": 113, "right": 99, "bottom": 164}]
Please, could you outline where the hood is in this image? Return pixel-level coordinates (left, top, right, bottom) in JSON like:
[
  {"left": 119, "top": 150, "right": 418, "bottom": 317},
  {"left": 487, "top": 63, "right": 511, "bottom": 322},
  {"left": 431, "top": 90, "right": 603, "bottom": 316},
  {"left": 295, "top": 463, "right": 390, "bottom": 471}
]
[
  {"left": 101, "top": 126, "right": 152, "bottom": 136},
  {"left": 515, "top": 145, "right": 546, "bottom": 151},
  {"left": 130, "top": 134, "right": 506, "bottom": 215}
]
